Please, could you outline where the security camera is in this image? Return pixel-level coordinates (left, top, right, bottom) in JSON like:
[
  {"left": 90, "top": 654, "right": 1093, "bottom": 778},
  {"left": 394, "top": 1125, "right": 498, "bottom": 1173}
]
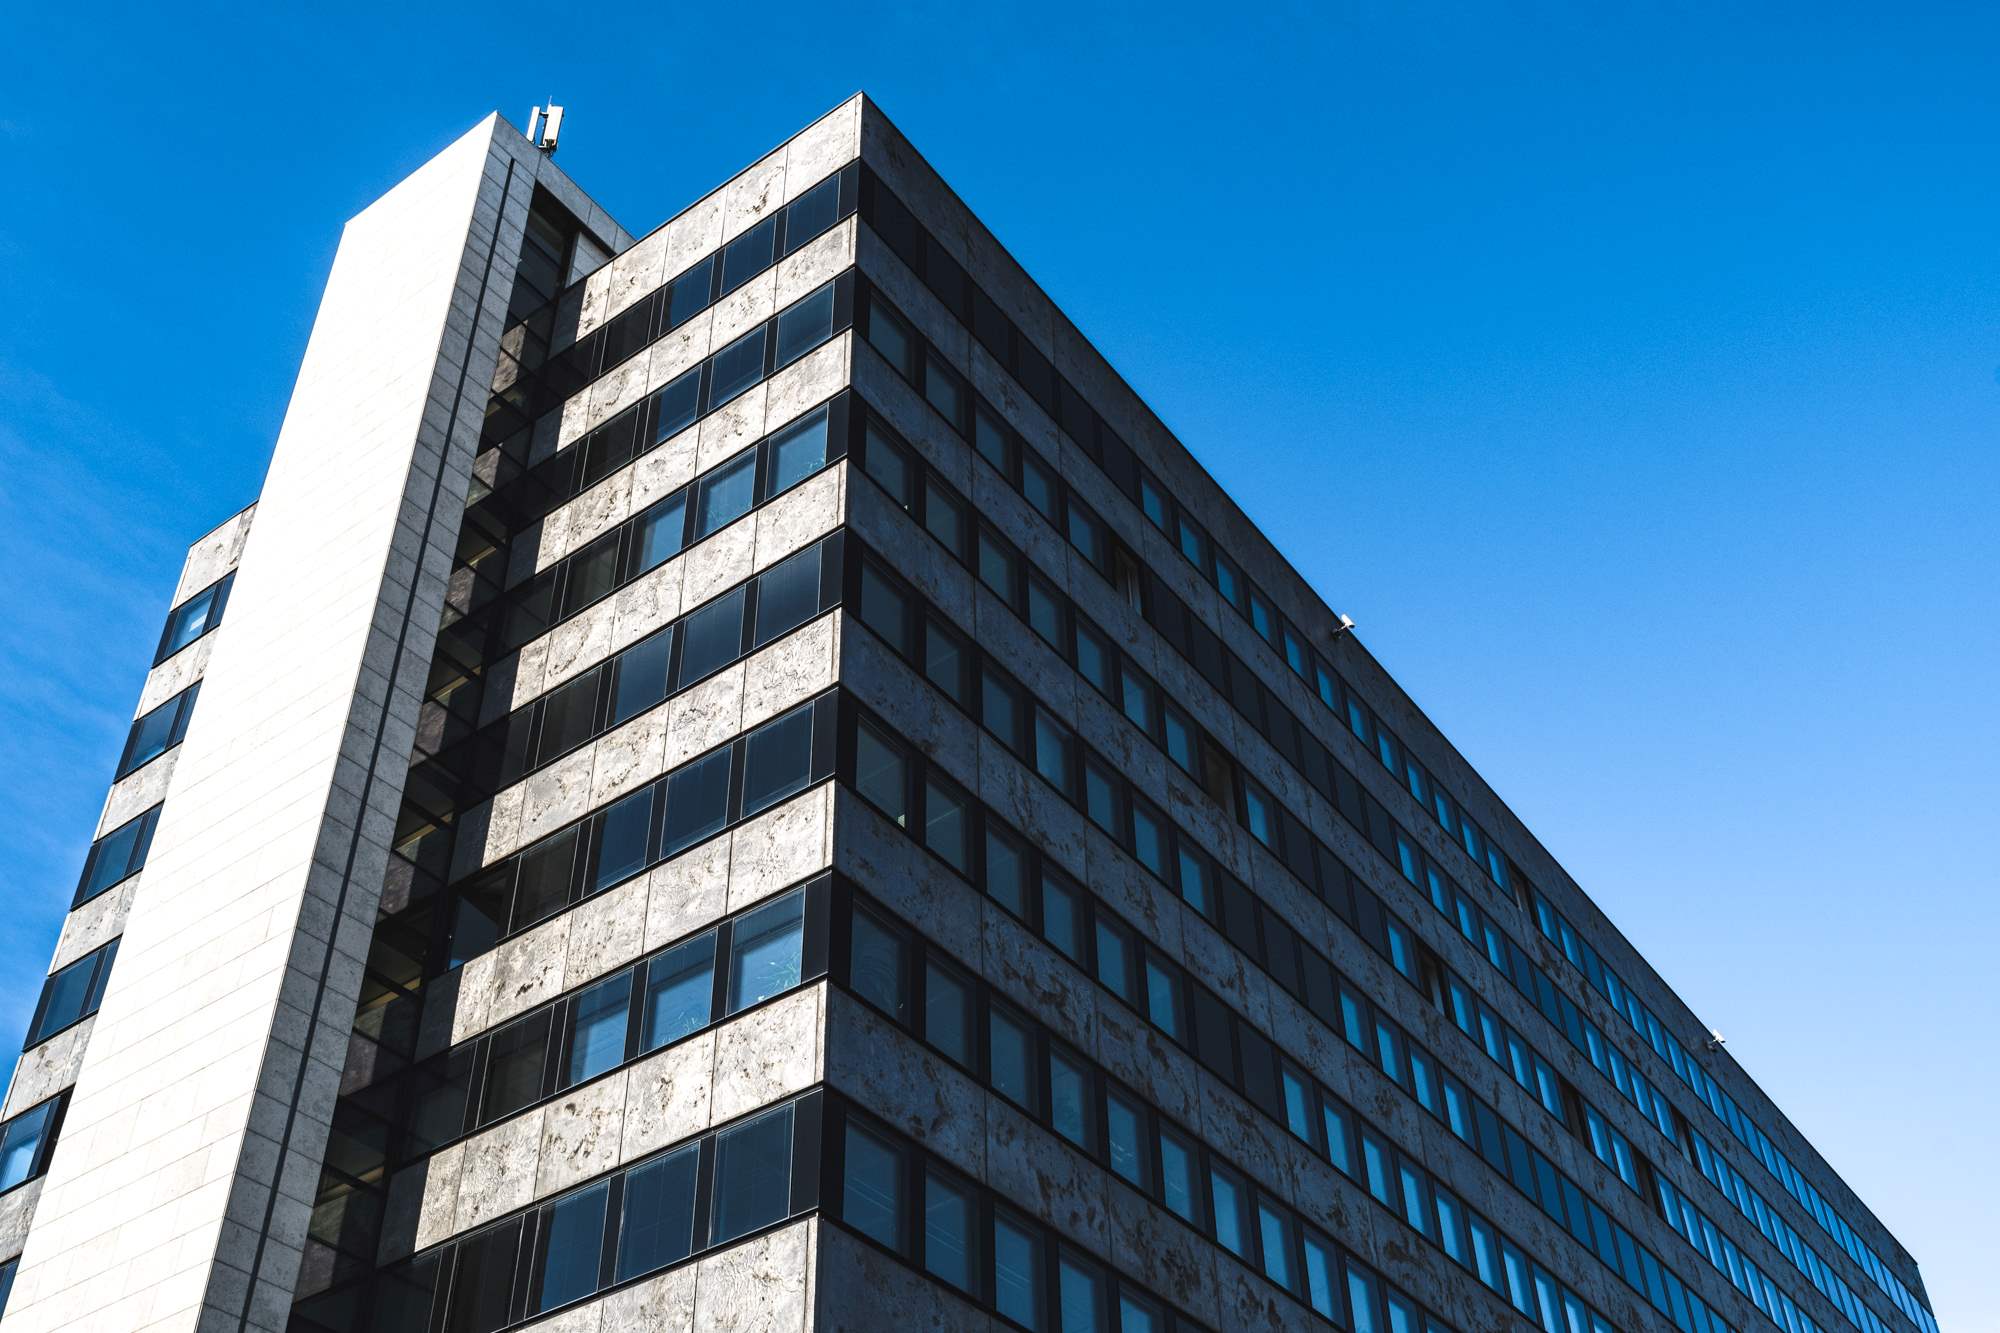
[{"left": 1331, "top": 614, "right": 1357, "bottom": 639}]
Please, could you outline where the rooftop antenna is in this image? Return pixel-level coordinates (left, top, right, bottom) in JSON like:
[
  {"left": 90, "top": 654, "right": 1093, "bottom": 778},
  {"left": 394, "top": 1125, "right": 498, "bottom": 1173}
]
[{"left": 526, "top": 100, "right": 564, "bottom": 155}]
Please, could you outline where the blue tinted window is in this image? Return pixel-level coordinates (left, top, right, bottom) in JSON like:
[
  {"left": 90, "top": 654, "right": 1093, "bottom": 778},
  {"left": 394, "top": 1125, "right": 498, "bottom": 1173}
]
[
  {"left": 676, "top": 587, "right": 745, "bottom": 687},
  {"left": 708, "top": 327, "right": 765, "bottom": 407},
  {"left": 768, "top": 408, "right": 829, "bottom": 496},
  {"left": 710, "top": 1103, "right": 793, "bottom": 1243},
  {"left": 642, "top": 933, "right": 716, "bottom": 1050},
  {"left": 774, "top": 284, "right": 835, "bottom": 369},
  {"left": 842, "top": 1122, "right": 903, "bottom": 1249},
  {"left": 76, "top": 807, "right": 158, "bottom": 905},
  {"left": 782, "top": 175, "right": 840, "bottom": 256},
  {"left": 719, "top": 216, "right": 776, "bottom": 296},
  {"left": 741, "top": 704, "right": 815, "bottom": 817},
  {"left": 157, "top": 573, "right": 232, "bottom": 663},
  {"left": 924, "top": 1174, "right": 975, "bottom": 1292},
  {"left": 615, "top": 1142, "right": 698, "bottom": 1280},
  {"left": 993, "top": 1212, "right": 1044, "bottom": 1330},
  {"left": 665, "top": 257, "right": 714, "bottom": 331},
  {"left": 566, "top": 972, "right": 631, "bottom": 1086},
  {"left": 632, "top": 492, "right": 688, "bottom": 573},
  {"left": 662, "top": 748, "right": 731, "bottom": 856},
  {"left": 535, "top": 1182, "right": 608, "bottom": 1312},
  {"left": 727, "top": 890, "right": 804, "bottom": 1013},
  {"left": 752, "top": 546, "right": 820, "bottom": 647},
  {"left": 0, "top": 1100, "right": 56, "bottom": 1191},
  {"left": 694, "top": 450, "right": 757, "bottom": 540},
  {"left": 588, "top": 780, "right": 652, "bottom": 892},
  {"left": 611, "top": 629, "right": 672, "bottom": 725}
]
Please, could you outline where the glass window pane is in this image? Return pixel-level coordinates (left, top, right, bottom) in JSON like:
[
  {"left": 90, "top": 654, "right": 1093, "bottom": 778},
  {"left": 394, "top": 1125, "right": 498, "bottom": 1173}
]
[
  {"left": 924, "top": 1174, "right": 975, "bottom": 1292},
  {"left": 1211, "top": 1165, "right": 1248, "bottom": 1257},
  {"left": 695, "top": 450, "right": 757, "bottom": 540},
  {"left": 616, "top": 1143, "right": 698, "bottom": 1280},
  {"left": 662, "top": 747, "right": 732, "bottom": 855},
  {"left": 984, "top": 827, "right": 1027, "bottom": 916},
  {"left": 742, "top": 704, "right": 814, "bottom": 816},
  {"left": 719, "top": 215, "right": 776, "bottom": 295},
  {"left": 30, "top": 956, "right": 96, "bottom": 1044},
  {"left": 850, "top": 909, "right": 908, "bottom": 1022},
  {"left": 564, "top": 533, "right": 621, "bottom": 613},
  {"left": 1028, "top": 580, "right": 1062, "bottom": 645},
  {"left": 774, "top": 284, "right": 835, "bottom": 369},
  {"left": 642, "top": 933, "right": 717, "bottom": 1050},
  {"left": 924, "top": 621, "right": 964, "bottom": 699},
  {"left": 565, "top": 972, "right": 632, "bottom": 1087},
  {"left": 535, "top": 1182, "right": 608, "bottom": 1312},
  {"left": 768, "top": 407, "right": 830, "bottom": 494},
  {"left": 753, "top": 545, "right": 821, "bottom": 646},
  {"left": 1058, "top": 1253, "right": 1104, "bottom": 1333},
  {"left": 1021, "top": 455, "right": 1056, "bottom": 520},
  {"left": 1144, "top": 959, "right": 1182, "bottom": 1040},
  {"left": 665, "top": 258, "right": 713, "bottom": 332},
  {"left": 865, "top": 298, "right": 916, "bottom": 378},
  {"left": 611, "top": 628, "right": 672, "bottom": 724},
  {"left": 854, "top": 721, "right": 907, "bottom": 825},
  {"left": 925, "top": 351, "right": 964, "bottom": 424},
  {"left": 677, "top": 586, "right": 746, "bottom": 687},
  {"left": 1106, "top": 1091, "right": 1147, "bottom": 1189},
  {"left": 982, "top": 671, "right": 1020, "bottom": 747},
  {"left": 593, "top": 786, "right": 653, "bottom": 894},
  {"left": 993, "top": 1213, "right": 1044, "bottom": 1331},
  {"left": 710, "top": 1103, "right": 794, "bottom": 1243},
  {"left": 632, "top": 491, "right": 689, "bottom": 573},
  {"left": 924, "top": 780, "right": 968, "bottom": 871},
  {"left": 0, "top": 1102, "right": 52, "bottom": 1191},
  {"left": 1042, "top": 873, "right": 1081, "bottom": 961},
  {"left": 863, "top": 422, "right": 912, "bottom": 507},
  {"left": 842, "top": 1122, "right": 904, "bottom": 1249},
  {"left": 1259, "top": 1201, "right": 1294, "bottom": 1290},
  {"left": 1074, "top": 624, "right": 1110, "bottom": 693},
  {"left": 857, "top": 561, "right": 909, "bottom": 652},
  {"left": 1049, "top": 1048, "right": 1093, "bottom": 1150},
  {"left": 479, "top": 1011, "right": 551, "bottom": 1124},
  {"left": 1034, "top": 711, "right": 1070, "bottom": 789},
  {"left": 1094, "top": 919, "right": 1132, "bottom": 1000},
  {"left": 727, "top": 890, "right": 805, "bottom": 1013},
  {"left": 924, "top": 962, "right": 973, "bottom": 1064},
  {"left": 1159, "top": 1128, "right": 1198, "bottom": 1223},
  {"left": 783, "top": 175, "right": 840, "bottom": 254},
  {"left": 1304, "top": 1234, "right": 1336, "bottom": 1317},
  {"left": 709, "top": 326, "right": 766, "bottom": 409},
  {"left": 447, "top": 1218, "right": 521, "bottom": 1333},
  {"left": 924, "top": 481, "right": 963, "bottom": 552},
  {"left": 1118, "top": 1292, "right": 1162, "bottom": 1333},
  {"left": 537, "top": 670, "right": 599, "bottom": 764},
  {"left": 512, "top": 827, "right": 579, "bottom": 930},
  {"left": 78, "top": 808, "right": 155, "bottom": 902},
  {"left": 989, "top": 1006, "right": 1036, "bottom": 1109},
  {"left": 977, "top": 532, "right": 1013, "bottom": 597}
]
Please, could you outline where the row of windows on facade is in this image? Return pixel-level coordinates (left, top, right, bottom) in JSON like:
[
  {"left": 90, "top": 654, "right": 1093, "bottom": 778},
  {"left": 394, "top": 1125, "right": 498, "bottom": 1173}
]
[
  {"left": 839, "top": 703, "right": 1749, "bottom": 1333},
  {"left": 838, "top": 366, "right": 1882, "bottom": 1333},
  {"left": 841, "top": 525, "right": 1860, "bottom": 1333},
  {"left": 853, "top": 165, "right": 1924, "bottom": 1333},
  {"left": 447, "top": 692, "right": 836, "bottom": 963},
  {"left": 427, "top": 414, "right": 847, "bottom": 801},
  {"left": 506, "top": 164, "right": 859, "bottom": 422},
  {"left": 0, "top": 1091, "right": 65, "bottom": 1200}
]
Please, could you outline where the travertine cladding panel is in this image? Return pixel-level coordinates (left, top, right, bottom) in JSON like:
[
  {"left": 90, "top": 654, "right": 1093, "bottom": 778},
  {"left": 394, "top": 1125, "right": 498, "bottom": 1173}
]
[
  {"left": 438, "top": 779, "right": 833, "bottom": 1051},
  {"left": 387, "top": 985, "right": 826, "bottom": 1258},
  {"left": 578, "top": 94, "right": 861, "bottom": 339},
  {"left": 135, "top": 632, "right": 215, "bottom": 714},
  {"left": 502, "top": 1218, "right": 816, "bottom": 1333},
  {"left": 170, "top": 503, "right": 256, "bottom": 605},
  {"left": 2, "top": 116, "right": 626, "bottom": 1333},
  {"left": 456, "top": 613, "right": 838, "bottom": 884},
  {"left": 94, "top": 750, "right": 175, "bottom": 837},
  {"left": 3, "top": 1019, "right": 94, "bottom": 1119},
  {"left": 0, "top": 1178, "right": 43, "bottom": 1263},
  {"left": 48, "top": 876, "right": 136, "bottom": 973},
  {"left": 535, "top": 324, "right": 852, "bottom": 574}
]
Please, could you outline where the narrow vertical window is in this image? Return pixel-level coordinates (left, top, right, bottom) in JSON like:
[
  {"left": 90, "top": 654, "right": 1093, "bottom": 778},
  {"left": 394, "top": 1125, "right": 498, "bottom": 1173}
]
[
  {"left": 564, "top": 972, "right": 631, "bottom": 1087},
  {"left": 726, "top": 889, "right": 805, "bottom": 1014},
  {"left": 710, "top": 1103, "right": 794, "bottom": 1244},
  {"left": 534, "top": 1182, "right": 609, "bottom": 1313},
  {"left": 842, "top": 1122, "right": 905, "bottom": 1250}
]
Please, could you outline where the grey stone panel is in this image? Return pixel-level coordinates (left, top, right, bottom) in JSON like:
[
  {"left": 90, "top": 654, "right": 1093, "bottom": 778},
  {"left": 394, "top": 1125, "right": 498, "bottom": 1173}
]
[
  {"left": 171, "top": 503, "right": 256, "bottom": 605},
  {"left": 95, "top": 749, "right": 176, "bottom": 838},
  {"left": 137, "top": 634, "right": 215, "bottom": 715},
  {"left": 3, "top": 1019, "right": 94, "bottom": 1119},
  {"left": 0, "top": 1178, "right": 44, "bottom": 1262},
  {"left": 48, "top": 875, "right": 135, "bottom": 973}
]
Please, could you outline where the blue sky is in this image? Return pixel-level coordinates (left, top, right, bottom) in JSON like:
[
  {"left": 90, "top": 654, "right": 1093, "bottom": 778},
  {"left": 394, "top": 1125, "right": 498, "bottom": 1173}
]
[{"left": 2, "top": 2, "right": 1994, "bottom": 1327}]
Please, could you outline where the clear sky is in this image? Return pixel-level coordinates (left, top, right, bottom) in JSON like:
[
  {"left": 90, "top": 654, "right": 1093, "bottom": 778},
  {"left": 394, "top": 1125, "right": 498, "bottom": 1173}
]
[{"left": 1, "top": 2, "right": 1993, "bottom": 1327}]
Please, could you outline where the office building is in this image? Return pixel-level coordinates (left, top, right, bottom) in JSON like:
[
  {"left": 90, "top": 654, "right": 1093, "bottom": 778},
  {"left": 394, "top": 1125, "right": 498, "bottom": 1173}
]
[{"left": 0, "top": 96, "right": 1936, "bottom": 1333}]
